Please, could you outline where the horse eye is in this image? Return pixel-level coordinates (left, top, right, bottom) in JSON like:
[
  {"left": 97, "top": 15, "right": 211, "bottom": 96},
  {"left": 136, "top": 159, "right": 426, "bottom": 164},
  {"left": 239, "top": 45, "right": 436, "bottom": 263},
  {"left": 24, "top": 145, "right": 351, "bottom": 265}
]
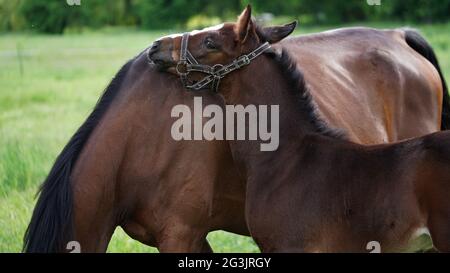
[{"left": 205, "top": 39, "right": 216, "bottom": 50}]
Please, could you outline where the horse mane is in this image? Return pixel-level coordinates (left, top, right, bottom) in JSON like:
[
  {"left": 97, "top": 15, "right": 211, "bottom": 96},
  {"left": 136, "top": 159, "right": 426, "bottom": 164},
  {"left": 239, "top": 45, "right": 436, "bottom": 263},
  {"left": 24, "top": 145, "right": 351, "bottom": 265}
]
[
  {"left": 23, "top": 57, "right": 135, "bottom": 252},
  {"left": 268, "top": 48, "right": 346, "bottom": 139},
  {"left": 254, "top": 24, "right": 270, "bottom": 43}
]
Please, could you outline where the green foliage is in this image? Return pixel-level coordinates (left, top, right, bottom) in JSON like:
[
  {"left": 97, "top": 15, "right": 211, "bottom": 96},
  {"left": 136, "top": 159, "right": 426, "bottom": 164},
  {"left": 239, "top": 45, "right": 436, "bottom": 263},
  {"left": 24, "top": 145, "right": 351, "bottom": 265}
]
[
  {"left": 131, "top": 0, "right": 241, "bottom": 29},
  {"left": 251, "top": 0, "right": 450, "bottom": 24},
  {"left": 1, "top": 0, "right": 449, "bottom": 33},
  {"left": 72, "top": 0, "right": 136, "bottom": 28},
  {"left": 20, "top": 0, "right": 71, "bottom": 34},
  {"left": 388, "top": 0, "right": 450, "bottom": 22},
  {"left": 133, "top": 0, "right": 200, "bottom": 29},
  {"left": 0, "top": 0, "right": 25, "bottom": 32},
  {"left": 186, "top": 15, "right": 221, "bottom": 30}
]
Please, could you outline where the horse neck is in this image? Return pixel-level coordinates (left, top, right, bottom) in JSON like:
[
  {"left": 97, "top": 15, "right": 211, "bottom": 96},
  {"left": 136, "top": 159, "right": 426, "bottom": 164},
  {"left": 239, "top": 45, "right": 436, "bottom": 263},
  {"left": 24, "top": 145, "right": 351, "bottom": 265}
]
[
  {"left": 229, "top": 55, "right": 320, "bottom": 138},
  {"left": 223, "top": 55, "right": 322, "bottom": 176}
]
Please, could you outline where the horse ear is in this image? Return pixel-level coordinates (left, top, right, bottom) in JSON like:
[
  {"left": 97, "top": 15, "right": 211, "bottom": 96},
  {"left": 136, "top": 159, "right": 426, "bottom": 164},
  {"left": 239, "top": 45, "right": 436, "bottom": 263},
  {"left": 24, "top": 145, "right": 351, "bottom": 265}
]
[
  {"left": 236, "top": 5, "right": 253, "bottom": 43},
  {"left": 261, "top": 21, "right": 298, "bottom": 44}
]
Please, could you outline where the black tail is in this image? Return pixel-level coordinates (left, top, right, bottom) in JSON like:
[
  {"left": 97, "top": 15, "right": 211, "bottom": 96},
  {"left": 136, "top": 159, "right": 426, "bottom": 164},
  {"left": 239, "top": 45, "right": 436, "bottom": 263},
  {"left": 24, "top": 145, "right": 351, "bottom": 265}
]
[
  {"left": 404, "top": 29, "right": 450, "bottom": 130},
  {"left": 23, "top": 59, "right": 134, "bottom": 252}
]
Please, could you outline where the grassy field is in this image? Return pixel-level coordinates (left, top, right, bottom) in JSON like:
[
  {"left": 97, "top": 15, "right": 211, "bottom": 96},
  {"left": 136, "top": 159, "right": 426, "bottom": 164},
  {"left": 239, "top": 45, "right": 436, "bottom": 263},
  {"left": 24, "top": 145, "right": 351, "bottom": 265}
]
[{"left": 1, "top": 22, "right": 449, "bottom": 253}]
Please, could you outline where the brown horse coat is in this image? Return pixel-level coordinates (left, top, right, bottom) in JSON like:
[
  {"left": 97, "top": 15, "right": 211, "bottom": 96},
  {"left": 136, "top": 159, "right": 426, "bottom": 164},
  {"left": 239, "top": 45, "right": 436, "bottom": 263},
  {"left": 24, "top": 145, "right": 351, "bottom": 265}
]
[{"left": 282, "top": 27, "right": 443, "bottom": 143}]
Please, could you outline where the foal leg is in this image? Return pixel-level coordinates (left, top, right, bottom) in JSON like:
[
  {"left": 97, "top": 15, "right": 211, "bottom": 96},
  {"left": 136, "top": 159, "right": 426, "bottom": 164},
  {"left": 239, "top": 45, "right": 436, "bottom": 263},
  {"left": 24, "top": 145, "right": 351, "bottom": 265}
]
[
  {"left": 426, "top": 176, "right": 450, "bottom": 253},
  {"left": 428, "top": 213, "right": 450, "bottom": 252}
]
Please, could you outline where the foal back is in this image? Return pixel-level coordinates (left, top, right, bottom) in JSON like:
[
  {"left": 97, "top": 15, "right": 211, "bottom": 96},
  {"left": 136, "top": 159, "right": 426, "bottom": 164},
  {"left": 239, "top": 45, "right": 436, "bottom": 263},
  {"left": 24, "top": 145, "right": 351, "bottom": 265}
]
[{"left": 252, "top": 132, "right": 450, "bottom": 252}]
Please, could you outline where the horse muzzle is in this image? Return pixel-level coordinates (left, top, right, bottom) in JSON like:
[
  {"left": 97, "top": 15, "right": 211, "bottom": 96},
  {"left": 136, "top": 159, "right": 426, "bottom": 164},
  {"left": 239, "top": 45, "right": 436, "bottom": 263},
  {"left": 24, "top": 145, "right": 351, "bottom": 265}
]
[{"left": 147, "top": 40, "right": 176, "bottom": 69}]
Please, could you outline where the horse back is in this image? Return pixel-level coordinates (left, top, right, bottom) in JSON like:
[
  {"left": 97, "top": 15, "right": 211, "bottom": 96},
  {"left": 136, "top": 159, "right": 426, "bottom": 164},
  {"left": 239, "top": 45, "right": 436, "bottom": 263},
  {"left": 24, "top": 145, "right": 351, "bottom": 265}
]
[{"left": 280, "top": 27, "right": 442, "bottom": 144}]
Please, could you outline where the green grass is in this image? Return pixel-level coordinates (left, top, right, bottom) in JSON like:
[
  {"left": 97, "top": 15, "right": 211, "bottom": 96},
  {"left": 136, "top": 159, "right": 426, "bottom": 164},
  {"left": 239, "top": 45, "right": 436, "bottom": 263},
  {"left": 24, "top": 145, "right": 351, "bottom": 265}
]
[{"left": 1, "top": 22, "right": 449, "bottom": 253}]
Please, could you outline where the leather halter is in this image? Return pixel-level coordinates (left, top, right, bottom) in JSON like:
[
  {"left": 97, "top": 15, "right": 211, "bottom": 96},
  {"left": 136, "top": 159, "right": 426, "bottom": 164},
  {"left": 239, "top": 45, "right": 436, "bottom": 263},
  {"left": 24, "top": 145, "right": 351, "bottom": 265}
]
[{"left": 176, "top": 32, "right": 271, "bottom": 92}]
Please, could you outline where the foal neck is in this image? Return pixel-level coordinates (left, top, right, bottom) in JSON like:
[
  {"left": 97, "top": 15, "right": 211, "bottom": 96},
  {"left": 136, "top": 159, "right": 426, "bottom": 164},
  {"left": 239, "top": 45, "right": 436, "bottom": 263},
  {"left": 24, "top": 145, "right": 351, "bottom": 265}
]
[
  {"left": 227, "top": 51, "right": 336, "bottom": 141},
  {"left": 218, "top": 51, "right": 344, "bottom": 178}
]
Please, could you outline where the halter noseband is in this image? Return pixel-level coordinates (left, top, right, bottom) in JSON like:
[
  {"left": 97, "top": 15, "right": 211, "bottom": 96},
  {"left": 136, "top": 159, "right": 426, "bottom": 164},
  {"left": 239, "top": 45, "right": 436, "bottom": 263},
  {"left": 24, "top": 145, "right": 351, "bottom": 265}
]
[{"left": 176, "top": 32, "right": 271, "bottom": 92}]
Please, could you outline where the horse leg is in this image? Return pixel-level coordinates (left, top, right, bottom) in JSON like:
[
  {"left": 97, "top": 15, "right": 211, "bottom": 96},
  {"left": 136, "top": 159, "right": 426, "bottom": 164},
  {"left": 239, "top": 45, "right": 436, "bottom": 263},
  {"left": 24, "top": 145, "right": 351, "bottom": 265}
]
[
  {"left": 121, "top": 221, "right": 213, "bottom": 253},
  {"left": 425, "top": 170, "right": 450, "bottom": 253},
  {"left": 201, "top": 239, "right": 214, "bottom": 253},
  {"left": 157, "top": 224, "right": 211, "bottom": 253},
  {"left": 427, "top": 187, "right": 450, "bottom": 252},
  {"left": 71, "top": 178, "right": 117, "bottom": 252},
  {"left": 158, "top": 235, "right": 211, "bottom": 253},
  {"left": 428, "top": 212, "right": 450, "bottom": 252},
  {"left": 72, "top": 206, "right": 116, "bottom": 252},
  {"left": 73, "top": 224, "right": 115, "bottom": 253}
]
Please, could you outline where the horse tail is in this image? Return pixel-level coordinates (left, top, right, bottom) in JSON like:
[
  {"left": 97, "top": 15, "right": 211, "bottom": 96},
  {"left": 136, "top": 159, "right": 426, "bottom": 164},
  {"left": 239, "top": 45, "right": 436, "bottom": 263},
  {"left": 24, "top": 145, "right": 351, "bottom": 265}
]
[
  {"left": 23, "top": 138, "right": 77, "bottom": 252},
  {"left": 404, "top": 29, "right": 450, "bottom": 130},
  {"left": 23, "top": 58, "right": 134, "bottom": 252}
]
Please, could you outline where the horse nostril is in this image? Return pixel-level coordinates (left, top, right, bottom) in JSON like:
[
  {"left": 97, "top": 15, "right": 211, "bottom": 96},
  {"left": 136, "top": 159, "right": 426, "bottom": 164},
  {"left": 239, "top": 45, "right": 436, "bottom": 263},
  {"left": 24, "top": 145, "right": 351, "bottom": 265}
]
[
  {"left": 150, "top": 40, "right": 162, "bottom": 52},
  {"left": 148, "top": 41, "right": 163, "bottom": 62}
]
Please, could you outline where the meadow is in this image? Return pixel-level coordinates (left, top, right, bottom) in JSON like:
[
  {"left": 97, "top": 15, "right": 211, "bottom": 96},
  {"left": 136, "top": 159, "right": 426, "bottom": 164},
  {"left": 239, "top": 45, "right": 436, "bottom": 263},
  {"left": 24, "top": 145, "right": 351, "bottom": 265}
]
[{"left": 1, "top": 22, "right": 449, "bottom": 253}]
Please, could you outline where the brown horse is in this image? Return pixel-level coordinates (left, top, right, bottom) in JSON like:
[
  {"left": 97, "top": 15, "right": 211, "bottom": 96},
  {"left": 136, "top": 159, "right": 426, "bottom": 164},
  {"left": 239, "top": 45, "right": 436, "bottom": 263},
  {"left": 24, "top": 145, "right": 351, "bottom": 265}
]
[
  {"left": 151, "top": 6, "right": 450, "bottom": 252},
  {"left": 23, "top": 55, "right": 248, "bottom": 252},
  {"left": 24, "top": 6, "right": 447, "bottom": 252}
]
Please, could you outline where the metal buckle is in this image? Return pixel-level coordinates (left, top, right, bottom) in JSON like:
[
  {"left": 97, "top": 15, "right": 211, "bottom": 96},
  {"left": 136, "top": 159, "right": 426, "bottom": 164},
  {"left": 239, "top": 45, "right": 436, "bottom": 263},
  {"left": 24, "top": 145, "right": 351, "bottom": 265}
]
[{"left": 236, "top": 55, "right": 250, "bottom": 67}]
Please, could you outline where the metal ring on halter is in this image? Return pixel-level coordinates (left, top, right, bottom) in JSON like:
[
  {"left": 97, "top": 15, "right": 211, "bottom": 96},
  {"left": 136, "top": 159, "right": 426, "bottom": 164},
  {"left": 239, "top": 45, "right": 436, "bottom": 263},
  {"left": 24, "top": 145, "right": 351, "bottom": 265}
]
[
  {"left": 176, "top": 61, "right": 189, "bottom": 76},
  {"left": 212, "top": 64, "right": 224, "bottom": 75}
]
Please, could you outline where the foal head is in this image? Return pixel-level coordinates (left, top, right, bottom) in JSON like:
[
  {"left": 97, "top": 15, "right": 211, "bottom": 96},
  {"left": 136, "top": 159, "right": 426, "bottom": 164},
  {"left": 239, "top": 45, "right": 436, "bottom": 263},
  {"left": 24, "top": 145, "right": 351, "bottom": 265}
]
[{"left": 148, "top": 5, "right": 297, "bottom": 91}]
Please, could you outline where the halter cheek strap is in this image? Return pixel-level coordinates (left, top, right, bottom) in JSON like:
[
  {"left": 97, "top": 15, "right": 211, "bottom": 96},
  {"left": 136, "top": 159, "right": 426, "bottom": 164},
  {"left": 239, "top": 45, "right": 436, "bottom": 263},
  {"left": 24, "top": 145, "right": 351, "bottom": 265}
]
[
  {"left": 177, "top": 33, "right": 197, "bottom": 86},
  {"left": 176, "top": 32, "right": 271, "bottom": 92}
]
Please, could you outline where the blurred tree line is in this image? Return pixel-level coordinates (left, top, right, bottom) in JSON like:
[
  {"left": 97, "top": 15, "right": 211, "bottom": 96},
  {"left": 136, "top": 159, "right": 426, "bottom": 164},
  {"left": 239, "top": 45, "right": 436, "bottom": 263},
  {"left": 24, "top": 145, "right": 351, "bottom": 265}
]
[{"left": 1, "top": 0, "right": 449, "bottom": 34}]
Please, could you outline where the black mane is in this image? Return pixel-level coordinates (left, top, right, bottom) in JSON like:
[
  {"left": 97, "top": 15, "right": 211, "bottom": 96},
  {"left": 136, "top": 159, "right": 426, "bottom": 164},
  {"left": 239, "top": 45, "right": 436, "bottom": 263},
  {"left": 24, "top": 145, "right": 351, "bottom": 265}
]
[
  {"left": 269, "top": 48, "right": 346, "bottom": 139},
  {"left": 255, "top": 24, "right": 270, "bottom": 43},
  {"left": 23, "top": 57, "right": 135, "bottom": 252}
]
